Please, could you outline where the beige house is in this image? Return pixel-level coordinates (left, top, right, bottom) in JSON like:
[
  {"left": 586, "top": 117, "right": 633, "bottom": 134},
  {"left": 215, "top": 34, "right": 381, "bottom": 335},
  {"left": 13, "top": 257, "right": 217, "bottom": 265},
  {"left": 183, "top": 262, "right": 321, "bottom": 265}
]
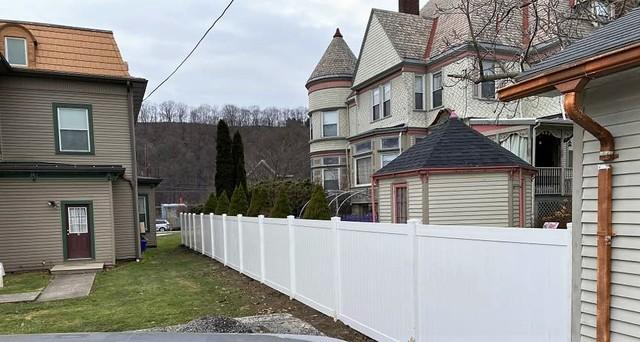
[
  {"left": 498, "top": 8, "right": 640, "bottom": 341},
  {"left": 0, "top": 20, "right": 148, "bottom": 272},
  {"left": 307, "top": 0, "right": 572, "bottom": 218}
]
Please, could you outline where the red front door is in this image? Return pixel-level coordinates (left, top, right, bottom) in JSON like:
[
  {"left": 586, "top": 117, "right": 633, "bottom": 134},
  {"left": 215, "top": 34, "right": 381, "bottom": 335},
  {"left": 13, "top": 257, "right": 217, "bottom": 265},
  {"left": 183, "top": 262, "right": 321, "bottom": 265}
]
[{"left": 64, "top": 203, "right": 93, "bottom": 259}]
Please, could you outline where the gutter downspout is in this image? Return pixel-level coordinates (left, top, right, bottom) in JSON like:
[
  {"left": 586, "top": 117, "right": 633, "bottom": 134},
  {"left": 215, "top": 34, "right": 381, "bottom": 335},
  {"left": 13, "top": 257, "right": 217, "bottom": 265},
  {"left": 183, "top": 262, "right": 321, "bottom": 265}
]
[{"left": 556, "top": 77, "right": 616, "bottom": 342}]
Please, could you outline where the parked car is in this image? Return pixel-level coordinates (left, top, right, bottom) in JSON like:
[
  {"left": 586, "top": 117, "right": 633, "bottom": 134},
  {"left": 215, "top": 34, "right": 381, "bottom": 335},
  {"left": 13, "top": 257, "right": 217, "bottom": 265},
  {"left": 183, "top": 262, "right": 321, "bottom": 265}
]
[{"left": 155, "top": 219, "right": 171, "bottom": 232}]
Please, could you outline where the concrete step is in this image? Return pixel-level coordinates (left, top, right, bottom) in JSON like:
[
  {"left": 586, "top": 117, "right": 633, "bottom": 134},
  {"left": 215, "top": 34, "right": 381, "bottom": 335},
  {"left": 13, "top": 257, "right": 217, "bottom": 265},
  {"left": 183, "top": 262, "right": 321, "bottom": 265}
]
[{"left": 50, "top": 263, "right": 104, "bottom": 275}]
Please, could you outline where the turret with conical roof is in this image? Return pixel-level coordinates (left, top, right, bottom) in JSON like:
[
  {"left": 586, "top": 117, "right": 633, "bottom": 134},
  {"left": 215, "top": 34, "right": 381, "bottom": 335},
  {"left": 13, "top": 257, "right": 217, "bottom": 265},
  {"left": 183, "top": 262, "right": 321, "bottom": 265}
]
[{"left": 306, "top": 29, "right": 357, "bottom": 193}]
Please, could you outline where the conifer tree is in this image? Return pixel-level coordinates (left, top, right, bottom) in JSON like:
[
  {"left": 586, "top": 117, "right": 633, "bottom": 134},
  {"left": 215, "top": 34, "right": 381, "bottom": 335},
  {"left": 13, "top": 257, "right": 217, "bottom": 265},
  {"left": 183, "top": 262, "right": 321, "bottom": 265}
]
[
  {"left": 214, "top": 191, "right": 230, "bottom": 215},
  {"left": 215, "top": 120, "right": 235, "bottom": 196},
  {"left": 303, "top": 185, "right": 332, "bottom": 220},
  {"left": 228, "top": 186, "right": 249, "bottom": 216},
  {"left": 232, "top": 131, "right": 247, "bottom": 191},
  {"left": 270, "top": 187, "right": 292, "bottom": 218},
  {"left": 203, "top": 193, "right": 217, "bottom": 214},
  {"left": 247, "top": 187, "right": 271, "bottom": 217}
]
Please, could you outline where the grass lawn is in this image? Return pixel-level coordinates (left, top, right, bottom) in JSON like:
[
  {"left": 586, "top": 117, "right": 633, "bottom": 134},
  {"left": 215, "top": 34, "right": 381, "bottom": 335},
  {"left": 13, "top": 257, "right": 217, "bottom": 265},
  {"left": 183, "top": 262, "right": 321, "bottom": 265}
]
[
  {"left": 0, "top": 272, "right": 50, "bottom": 295},
  {"left": 0, "top": 234, "right": 255, "bottom": 334}
]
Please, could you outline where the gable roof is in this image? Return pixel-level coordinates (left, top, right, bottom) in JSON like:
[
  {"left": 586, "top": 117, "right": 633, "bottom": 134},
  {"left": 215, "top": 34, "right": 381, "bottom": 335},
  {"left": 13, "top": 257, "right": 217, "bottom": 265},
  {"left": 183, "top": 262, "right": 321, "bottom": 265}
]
[
  {"left": 372, "top": 9, "right": 432, "bottom": 62},
  {"left": 517, "top": 7, "right": 640, "bottom": 81},
  {"left": 306, "top": 29, "right": 357, "bottom": 86},
  {"left": 0, "top": 19, "right": 129, "bottom": 77},
  {"left": 375, "top": 117, "right": 532, "bottom": 176}
]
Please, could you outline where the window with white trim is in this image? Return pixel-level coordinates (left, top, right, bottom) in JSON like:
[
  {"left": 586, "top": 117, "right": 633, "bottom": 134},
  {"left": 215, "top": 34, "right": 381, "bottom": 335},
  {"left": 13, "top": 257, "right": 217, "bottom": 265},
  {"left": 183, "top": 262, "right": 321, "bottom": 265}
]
[
  {"left": 381, "top": 137, "right": 399, "bottom": 150},
  {"left": 380, "top": 153, "right": 399, "bottom": 168},
  {"left": 55, "top": 105, "right": 93, "bottom": 153},
  {"left": 323, "top": 168, "right": 340, "bottom": 191},
  {"left": 4, "top": 37, "right": 27, "bottom": 66},
  {"left": 372, "top": 88, "right": 381, "bottom": 121},
  {"left": 355, "top": 156, "right": 373, "bottom": 186},
  {"left": 68, "top": 207, "right": 89, "bottom": 234},
  {"left": 415, "top": 75, "right": 425, "bottom": 110},
  {"left": 322, "top": 111, "right": 338, "bottom": 137},
  {"left": 477, "top": 60, "right": 496, "bottom": 99},
  {"left": 431, "top": 72, "right": 443, "bottom": 108},
  {"left": 354, "top": 140, "right": 372, "bottom": 155},
  {"left": 323, "top": 157, "right": 340, "bottom": 165},
  {"left": 382, "top": 83, "right": 391, "bottom": 118}
]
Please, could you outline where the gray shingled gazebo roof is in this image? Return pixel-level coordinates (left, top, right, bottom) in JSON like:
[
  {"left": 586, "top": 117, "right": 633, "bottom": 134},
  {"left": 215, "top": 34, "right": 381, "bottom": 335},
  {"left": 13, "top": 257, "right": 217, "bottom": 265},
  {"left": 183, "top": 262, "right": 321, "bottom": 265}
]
[{"left": 306, "top": 29, "right": 357, "bottom": 86}]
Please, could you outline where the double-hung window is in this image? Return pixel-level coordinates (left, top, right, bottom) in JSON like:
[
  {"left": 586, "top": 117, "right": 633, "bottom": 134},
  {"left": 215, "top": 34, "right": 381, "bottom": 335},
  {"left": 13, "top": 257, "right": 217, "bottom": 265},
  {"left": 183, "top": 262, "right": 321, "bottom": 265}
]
[
  {"left": 354, "top": 140, "right": 372, "bottom": 155},
  {"left": 477, "top": 60, "right": 496, "bottom": 100},
  {"left": 381, "top": 137, "right": 399, "bottom": 150},
  {"left": 54, "top": 104, "right": 94, "bottom": 154},
  {"left": 431, "top": 72, "right": 443, "bottom": 108},
  {"left": 355, "top": 156, "right": 373, "bottom": 186},
  {"left": 415, "top": 75, "right": 425, "bottom": 110},
  {"left": 372, "top": 88, "right": 381, "bottom": 121},
  {"left": 4, "top": 37, "right": 27, "bottom": 67},
  {"left": 323, "top": 168, "right": 340, "bottom": 191},
  {"left": 382, "top": 83, "right": 391, "bottom": 118},
  {"left": 322, "top": 111, "right": 338, "bottom": 137}
]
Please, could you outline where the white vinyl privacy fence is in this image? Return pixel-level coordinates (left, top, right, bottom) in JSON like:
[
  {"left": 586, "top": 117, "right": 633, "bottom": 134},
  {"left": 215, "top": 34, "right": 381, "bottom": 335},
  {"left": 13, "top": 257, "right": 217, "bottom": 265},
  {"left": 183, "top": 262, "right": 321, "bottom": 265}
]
[{"left": 180, "top": 213, "right": 571, "bottom": 342}]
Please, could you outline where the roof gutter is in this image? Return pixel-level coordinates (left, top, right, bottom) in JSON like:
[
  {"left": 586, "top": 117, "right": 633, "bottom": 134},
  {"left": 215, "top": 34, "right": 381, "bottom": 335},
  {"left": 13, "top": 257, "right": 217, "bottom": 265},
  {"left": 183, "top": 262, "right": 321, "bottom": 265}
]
[{"left": 497, "top": 45, "right": 639, "bottom": 342}]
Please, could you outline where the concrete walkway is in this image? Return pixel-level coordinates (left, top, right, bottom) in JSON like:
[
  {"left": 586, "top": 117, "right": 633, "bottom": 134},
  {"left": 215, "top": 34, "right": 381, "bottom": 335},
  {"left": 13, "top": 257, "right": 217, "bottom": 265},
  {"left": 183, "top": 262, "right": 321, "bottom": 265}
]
[
  {"left": 0, "top": 291, "right": 40, "bottom": 304},
  {"left": 37, "top": 273, "right": 96, "bottom": 302}
]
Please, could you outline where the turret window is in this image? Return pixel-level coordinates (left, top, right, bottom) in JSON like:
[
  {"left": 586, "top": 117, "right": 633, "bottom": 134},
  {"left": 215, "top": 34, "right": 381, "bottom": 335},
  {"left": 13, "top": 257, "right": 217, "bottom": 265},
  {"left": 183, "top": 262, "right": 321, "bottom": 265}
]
[
  {"left": 4, "top": 37, "right": 27, "bottom": 67},
  {"left": 322, "top": 111, "right": 338, "bottom": 137}
]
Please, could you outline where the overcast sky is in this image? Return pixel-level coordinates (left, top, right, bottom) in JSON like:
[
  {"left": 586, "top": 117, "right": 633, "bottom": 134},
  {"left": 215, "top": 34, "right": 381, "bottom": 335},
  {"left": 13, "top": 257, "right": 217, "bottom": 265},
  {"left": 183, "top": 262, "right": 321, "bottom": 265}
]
[{"left": 1, "top": 1, "right": 427, "bottom": 108}]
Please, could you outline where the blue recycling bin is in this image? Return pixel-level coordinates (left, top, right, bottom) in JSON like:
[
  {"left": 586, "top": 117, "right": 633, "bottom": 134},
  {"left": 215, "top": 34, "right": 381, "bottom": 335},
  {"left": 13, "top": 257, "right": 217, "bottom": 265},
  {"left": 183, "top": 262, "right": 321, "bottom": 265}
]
[{"left": 141, "top": 239, "right": 147, "bottom": 253}]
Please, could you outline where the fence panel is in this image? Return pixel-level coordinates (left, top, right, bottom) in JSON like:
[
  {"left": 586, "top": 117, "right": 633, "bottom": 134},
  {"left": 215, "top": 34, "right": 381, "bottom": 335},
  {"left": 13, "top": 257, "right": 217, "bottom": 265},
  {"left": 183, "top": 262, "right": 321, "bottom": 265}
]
[
  {"left": 226, "top": 216, "right": 241, "bottom": 270},
  {"left": 337, "top": 221, "right": 415, "bottom": 342},
  {"left": 202, "top": 214, "right": 213, "bottom": 257},
  {"left": 241, "top": 216, "right": 262, "bottom": 281},
  {"left": 416, "top": 225, "right": 571, "bottom": 342},
  {"left": 194, "top": 214, "right": 202, "bottom": 253},
  {"left": 292, "top": 218, "right": 335, "bottom": 317},
  {"left": 262, "top": 217, "right": 291, "bottom": 295},
  {"left": 213, "top": 215, "right": 225, "bottom": 262}
]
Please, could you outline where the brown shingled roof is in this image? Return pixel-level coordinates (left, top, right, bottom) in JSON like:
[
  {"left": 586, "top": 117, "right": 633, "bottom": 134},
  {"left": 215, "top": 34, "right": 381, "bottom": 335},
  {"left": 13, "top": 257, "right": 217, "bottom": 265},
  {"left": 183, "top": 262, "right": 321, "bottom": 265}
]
[
  {"left": 307, "top": 28, "right": 357, "bottom": 86},
  {"left": 373, "top": 9, "right": 432, "bottom": 62},
  {"left": 0, "top": 20, "right": 129, "bottom": 77}
]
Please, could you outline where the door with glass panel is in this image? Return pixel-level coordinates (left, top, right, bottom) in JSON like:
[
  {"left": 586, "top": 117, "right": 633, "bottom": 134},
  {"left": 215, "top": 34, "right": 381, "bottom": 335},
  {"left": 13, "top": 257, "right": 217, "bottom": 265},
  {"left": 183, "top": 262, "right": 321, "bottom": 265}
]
[{"left": 63, "top": 203, "right": 93, "bottom": 259}]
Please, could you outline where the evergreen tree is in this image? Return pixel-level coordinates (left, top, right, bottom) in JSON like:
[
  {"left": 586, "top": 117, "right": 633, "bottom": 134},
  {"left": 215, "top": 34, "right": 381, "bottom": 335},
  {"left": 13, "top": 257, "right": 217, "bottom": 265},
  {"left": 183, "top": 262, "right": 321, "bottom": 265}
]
[
  {"left": 214, "top": 191, "right": 230, "bottom": 215},
  {"left": 247, "top": 187, "right": 271, "bottom": 217},
  {"left": 228, "top": 186, "right": 249, "bottom": 216},
  {"left": 203, "top": 193, "right": 217, "bottom": 214},
  {"left": 303, "top": 185, "right": 332, "bottom": 220},
  {"left": 215, "top": 120, "right": 235, "bottom": 196},
  {"left": 232, "top": 131, "right": 247, "bottom": 191},
  {"left": 270, "top": 187, "right": 292, "bottom": 218}
]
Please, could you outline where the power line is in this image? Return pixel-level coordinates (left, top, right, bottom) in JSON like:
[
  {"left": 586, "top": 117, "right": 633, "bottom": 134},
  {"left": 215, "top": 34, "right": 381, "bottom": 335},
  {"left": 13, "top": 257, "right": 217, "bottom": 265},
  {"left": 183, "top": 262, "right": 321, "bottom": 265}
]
[{"left": 143, "top": 0, "right": 236, "bottom": 101}]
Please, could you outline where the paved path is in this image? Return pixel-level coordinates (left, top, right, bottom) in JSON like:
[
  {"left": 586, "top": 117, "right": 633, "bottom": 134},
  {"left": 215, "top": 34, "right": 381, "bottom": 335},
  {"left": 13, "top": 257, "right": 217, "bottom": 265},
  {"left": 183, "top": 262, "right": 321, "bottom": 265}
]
[
  {"left": 0, "top": 291, "right": 40, "bottom": 304},
  {"left": 37, "top": 273, "right": 96, "bottom": 302}
]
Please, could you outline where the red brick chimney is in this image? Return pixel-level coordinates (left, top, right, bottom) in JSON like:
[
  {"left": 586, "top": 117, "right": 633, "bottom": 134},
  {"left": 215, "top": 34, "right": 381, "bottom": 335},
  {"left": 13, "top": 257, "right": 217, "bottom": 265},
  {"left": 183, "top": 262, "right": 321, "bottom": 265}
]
[{"left": 399, "top": 0, "right": 420, "bottom": 15}]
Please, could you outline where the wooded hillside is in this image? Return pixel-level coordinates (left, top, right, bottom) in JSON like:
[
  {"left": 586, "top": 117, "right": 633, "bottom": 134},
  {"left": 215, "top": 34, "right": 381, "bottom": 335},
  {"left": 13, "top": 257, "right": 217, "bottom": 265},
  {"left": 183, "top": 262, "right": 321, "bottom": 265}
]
[{"left": 136, "top": 121, "right": 309, "bottom": 205}]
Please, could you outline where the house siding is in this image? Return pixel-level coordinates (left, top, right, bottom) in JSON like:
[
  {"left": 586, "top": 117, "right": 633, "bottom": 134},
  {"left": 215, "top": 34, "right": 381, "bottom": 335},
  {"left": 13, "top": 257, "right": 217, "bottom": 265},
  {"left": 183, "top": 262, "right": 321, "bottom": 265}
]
[
  {"left": 353, "top": 14, "right": 402, "bottom": 87},
  {"left": 0, "top": 75, "right": 138, "bottom": 260},
  {"left": 0, "top": 178, "right": 115, "bottom": 272},
  {"left": 575, "top": 71, "right": 640, "bottom": 341},
  {"left": 377, "top": 176, "right": 423, "bottom": 223},
  {"left": 309, "top": 88, "right": 351, "bottom": 112},
  {"left": 428, "top": 172, "right": 510, "bottom": 226}
]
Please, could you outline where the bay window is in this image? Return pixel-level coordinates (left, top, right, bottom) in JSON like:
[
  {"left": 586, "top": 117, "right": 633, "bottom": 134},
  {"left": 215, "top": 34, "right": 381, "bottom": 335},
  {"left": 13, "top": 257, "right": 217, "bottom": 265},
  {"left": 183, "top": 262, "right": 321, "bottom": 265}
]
[
  {"left": 323, "top": 168, "right": 340, "bottom": 191},
  {"left": 322, "top": 111, "right": 338, "bottom": 137},
  {"left": 355, "top": 156, "right": 373, "bottom": 186},
  {"left": 381, "top": 136, "right": 399, "bottom": 150},
  {"left": 54, "top": 104, "right": 94, "bottom": 154}
]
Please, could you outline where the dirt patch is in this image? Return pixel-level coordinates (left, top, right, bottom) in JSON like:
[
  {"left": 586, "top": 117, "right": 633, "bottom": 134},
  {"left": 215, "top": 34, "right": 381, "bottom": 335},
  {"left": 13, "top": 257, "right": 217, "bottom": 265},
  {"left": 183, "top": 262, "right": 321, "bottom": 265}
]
[{"left": 188, "top": 248, "right": 373, "bottom": 342}]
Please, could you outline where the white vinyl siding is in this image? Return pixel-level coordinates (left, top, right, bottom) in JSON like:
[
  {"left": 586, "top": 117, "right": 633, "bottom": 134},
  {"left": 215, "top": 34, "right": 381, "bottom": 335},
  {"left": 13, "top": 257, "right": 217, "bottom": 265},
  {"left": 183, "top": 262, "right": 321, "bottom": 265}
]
[
  {"left": 575, "top": 72, "right": 640, "bottom": 341},
  {"left": 428, "top": 173, "right": 510, "bottom": 226},
  {"left": 353, "top": 15, "right": 402, "bottom": 87},
  {"left": 377, "top": 177, "right": 423, "bottom": 223}
]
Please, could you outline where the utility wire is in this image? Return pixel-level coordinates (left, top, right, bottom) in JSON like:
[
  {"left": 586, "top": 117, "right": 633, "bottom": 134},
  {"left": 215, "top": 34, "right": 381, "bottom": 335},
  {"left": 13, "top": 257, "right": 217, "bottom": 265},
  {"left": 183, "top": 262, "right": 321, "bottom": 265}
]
[{"left": 143, "top": 0, "right": 236, "bottom": 101}]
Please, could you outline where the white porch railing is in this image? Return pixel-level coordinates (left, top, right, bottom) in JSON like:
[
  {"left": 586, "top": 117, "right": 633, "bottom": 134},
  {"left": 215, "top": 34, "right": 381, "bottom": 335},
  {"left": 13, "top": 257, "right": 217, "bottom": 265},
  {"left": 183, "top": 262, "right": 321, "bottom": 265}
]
[
  {"left": 180, "top": 213, "right": 571, "bottom": 342},
  {"left": 536, "top": 167, "right": 573, "bottom": 195}
]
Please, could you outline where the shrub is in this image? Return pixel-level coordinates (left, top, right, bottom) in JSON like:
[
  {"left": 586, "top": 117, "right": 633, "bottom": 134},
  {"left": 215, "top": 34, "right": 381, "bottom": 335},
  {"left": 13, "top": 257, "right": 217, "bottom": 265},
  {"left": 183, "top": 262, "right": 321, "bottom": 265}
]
[
  {"left": 232, "top": 131, "right": 247, "bottom": 191},
  {"left": 228, "top": 186, "right": 249, "bottom": 216},
  {"left": 214, "top": 191, "right": 230, "bottom": 215},
  {"left": 270, "top": 187, "right": 292, "bottom": 218},
  {"left": 250, "top": 179, "right": 313, "bottom": 217},
  {"left": 215, "top": 120, "right": 235, "bottom": 196},
  {"left": 303, "top": 185, "right": 332, "bottom": 220},
  {"left": 247, "top": 187, "right": 271, "bottom": 217},
  {"left": 203, "top": 193, "right": 217, "bottom": 214}
]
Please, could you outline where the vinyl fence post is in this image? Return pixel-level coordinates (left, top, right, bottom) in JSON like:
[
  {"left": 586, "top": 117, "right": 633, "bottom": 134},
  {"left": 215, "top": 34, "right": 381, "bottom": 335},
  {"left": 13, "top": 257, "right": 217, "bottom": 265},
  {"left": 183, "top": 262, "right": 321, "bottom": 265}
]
[
  {"left": 331, "top": 216, "right": 342, "bottom": 321},
  {"left": 200, "top": 213, "right": 205, "bottom": 254},
  {"left": 192, "top": 213, "right": 196, "bottom": 250},
  {"left": 210, "top": 214, "right": 215, "bottom": 258},
  {"left": 222, "top": 214, "right": 228, "bottom": 266},
  {"left": 238, "top": 214, "right": 244, "bottom": 273},
  {"left": 180, "top": 213, "right": 184, "bottom": 245},
  {"left": 408, "top": 219, "right": 420, "bottom": 342},
  {"left": 187, "top": 213, "right": 192, "bottom": 248},
  {"left": 258, "top": 215, "right": 266, "bottom": 284},
  {"left": 287, "top": 215, "right": 296, "bottom": 300}
]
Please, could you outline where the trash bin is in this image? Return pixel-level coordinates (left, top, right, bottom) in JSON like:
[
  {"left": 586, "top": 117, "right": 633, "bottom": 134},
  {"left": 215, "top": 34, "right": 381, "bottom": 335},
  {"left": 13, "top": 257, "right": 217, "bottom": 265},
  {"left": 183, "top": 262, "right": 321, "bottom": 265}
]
[{"left": 141, "top": 239, "right": 147, "bottom": 253}]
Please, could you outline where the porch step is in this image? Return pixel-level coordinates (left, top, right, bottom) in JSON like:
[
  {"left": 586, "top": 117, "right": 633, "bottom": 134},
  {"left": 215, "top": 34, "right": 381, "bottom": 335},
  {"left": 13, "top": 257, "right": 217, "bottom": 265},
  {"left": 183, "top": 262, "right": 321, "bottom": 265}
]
[{"left": 50, "top": 263, "right": 104, "bottom": 275}]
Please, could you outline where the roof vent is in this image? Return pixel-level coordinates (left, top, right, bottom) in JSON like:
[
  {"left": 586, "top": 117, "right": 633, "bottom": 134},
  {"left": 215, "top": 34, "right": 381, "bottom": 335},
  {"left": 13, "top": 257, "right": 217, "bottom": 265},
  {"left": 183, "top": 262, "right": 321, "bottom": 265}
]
[{"left": 399, "top": 0, "right": 420, "bottom": 15}]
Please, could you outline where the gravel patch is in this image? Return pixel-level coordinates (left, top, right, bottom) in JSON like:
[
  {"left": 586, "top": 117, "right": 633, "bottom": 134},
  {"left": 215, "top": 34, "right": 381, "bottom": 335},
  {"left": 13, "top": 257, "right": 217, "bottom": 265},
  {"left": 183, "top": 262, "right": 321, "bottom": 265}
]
[{"left": 152, "top": 316, "right": 252, "bottom": 334}]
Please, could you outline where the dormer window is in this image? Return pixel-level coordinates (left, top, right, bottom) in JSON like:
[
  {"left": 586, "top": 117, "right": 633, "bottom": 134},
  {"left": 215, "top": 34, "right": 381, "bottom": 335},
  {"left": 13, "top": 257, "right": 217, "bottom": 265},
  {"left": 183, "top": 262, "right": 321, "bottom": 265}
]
[{"left": 4, "top": 37, "right": 27, "bottom": 67}]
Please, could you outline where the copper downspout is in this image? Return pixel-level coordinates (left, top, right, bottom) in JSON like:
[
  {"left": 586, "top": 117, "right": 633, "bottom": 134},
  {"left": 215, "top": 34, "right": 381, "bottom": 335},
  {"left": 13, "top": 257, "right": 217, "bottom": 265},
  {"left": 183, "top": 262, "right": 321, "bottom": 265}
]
[{"left": 556, "top": 77, "right": 617, "bottom": 342}]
